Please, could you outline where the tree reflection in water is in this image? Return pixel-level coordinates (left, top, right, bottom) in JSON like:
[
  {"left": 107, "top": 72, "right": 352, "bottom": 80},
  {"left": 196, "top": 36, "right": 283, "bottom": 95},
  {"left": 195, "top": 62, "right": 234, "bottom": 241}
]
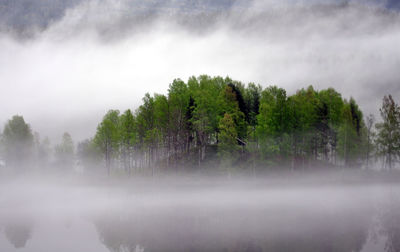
[
  {"left": 3, "top": 219, "right": 33, "bottom": 248},
  {"left": 381, "top": 187, "right": 400, "bottom": 252},
  {"left": 93, "top": 203, "right": 373, "bottom": 252},
  {"left": 3, "top": 182, "right": 400, "bottom": 252}
]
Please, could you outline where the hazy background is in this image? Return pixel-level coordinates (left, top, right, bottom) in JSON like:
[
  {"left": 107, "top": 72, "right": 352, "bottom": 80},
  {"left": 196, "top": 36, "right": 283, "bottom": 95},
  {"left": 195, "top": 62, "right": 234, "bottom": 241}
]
[{"left": 1, "top": 0, "right": 400, "bottom": 143}]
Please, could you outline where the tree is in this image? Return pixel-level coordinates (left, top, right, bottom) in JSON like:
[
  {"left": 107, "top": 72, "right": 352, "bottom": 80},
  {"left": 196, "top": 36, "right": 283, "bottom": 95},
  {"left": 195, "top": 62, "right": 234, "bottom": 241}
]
[
  {"left": 119, "top": 109, "right": 136, "bottom": 174},
  {"left": 376, "top": 95, "right": 400, "bottom": 170},
  {"left": 218, "top": 113, "right": 239, "bottom": 175},
  {"left": 135, "top": 94, "right": 156, "bottom": 172},
  {"left": 4, "top": 221, "right": 33, "bottom": 249},
  {"left": 288, "top": 86, "right": 319, "bottom": 168},
  {"left": 337, "top": 98, "right": 365, "bottom": 167},
  {"left": 243, "top": 83, "right": 262, "bottom": 128},
  {"left": 227, "top": 83, "right": 248, "bottom": 123},
  {"left": 37, "top": 136, "right": 51, "bottom": 168},
  {"left": 55, "top": 132, "right": 74, "bottom": 169},
  {"left": 256, "top": 86, "right": 291, "bottom": 163},
  {"left": 93, "top": 110, "right": 120, "bottom": 175},
  {"left": 168, "top": 79, "right": 190, "bottom": 167},
  {"left": 77, "top": 139, "right": 101, "bottom": 172},
  {"left": 188, "top": 75, "right": 224, "bottom": 166},
  {"left": 87, "top": 75, "right": 378, "bottom": 174},
  {"left": 365, "top": 114, "right": 375, "bottom": 169},
  {"left": 2, "top": 115, "right": 34, "bottom": 169},
  {"left": 317, "top": 88, "right": 344, "bottom": 162},
  {"left": 0, "top": 132, "right": 4, "bottom": 161},
  {"left": 220, "top": 84, "right": 247, "bottom": 144}
]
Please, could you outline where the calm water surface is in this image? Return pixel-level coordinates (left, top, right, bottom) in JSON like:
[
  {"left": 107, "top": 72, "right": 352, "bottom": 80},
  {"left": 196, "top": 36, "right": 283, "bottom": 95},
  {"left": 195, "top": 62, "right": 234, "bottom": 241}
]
[{"left": 0, "top": 176, "right": 399, "bottom": 252}]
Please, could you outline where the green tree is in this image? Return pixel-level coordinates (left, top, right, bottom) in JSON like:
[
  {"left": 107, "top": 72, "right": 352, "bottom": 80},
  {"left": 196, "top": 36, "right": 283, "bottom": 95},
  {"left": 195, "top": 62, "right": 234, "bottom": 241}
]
[
  {"left": 119, "top": 109, "right": 136, "bottom": 174},
  {"left": 168, "top": 79, "right": 190, "bottom": 167},
  {"left": 135, "top": 93, "right": 158, "bottom": 173},
  {"left": 376, "top": 95, "right": 400, "bottom": 170},
  {"left": 94, "top": 110, "right": 120, "bottom": 175},
  {"left": 287, "top": 87, "right": 319, "bottom": 168},
  {"left": 337, "top": 98, "right": 364, "bottom": 167},
  {"left": 317, "top": 88, "right": 344, "bottom": 162},
  {"left": 152, "top": 94, "right": 170, "bottom": 170},
  {"left": 2, "top": 115, "right": 34, "bottom": 169},
  {"left": 256, "top": 86, "right": 292, "bottom": 164},
  {"left": 188, "top": 75, "right": 224, "bottom": 165},
  {"left": 243, "top": 83, "right": 262, "bottom": 128},
  {"left": 87, "top": 75, "right": 377, "bottom": 174},
  {"left": 218, "top": 113, "right": 239, "bottom": 175},
  {"left": 220, "top": 84, "right": 247, "bottom": 143}
]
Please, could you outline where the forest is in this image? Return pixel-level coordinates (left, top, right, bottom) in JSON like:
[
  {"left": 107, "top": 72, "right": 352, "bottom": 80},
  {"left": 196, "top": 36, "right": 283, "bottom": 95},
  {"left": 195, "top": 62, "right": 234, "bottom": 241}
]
[{"left": 1, "top": 75, "right": 399, "bottom": 176}]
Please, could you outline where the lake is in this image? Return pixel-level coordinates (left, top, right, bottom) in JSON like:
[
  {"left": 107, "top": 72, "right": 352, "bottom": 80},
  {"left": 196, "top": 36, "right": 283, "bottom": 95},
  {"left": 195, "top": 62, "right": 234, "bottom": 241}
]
[{"left": 0, "top": 174, "right": 399, "bottom": 252}]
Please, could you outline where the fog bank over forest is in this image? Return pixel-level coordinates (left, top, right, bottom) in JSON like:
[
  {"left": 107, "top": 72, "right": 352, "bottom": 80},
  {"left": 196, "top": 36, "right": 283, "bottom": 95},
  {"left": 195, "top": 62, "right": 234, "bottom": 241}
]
[{"left": 0, "top": 0, "right": 400, "bottom": 142}]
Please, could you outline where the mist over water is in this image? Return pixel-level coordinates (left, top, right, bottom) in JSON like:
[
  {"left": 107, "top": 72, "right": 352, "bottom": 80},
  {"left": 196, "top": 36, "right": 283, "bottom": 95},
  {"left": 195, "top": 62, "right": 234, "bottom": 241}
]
[{"left": 1, "top": 173, "right": 400, "bottom": 252}]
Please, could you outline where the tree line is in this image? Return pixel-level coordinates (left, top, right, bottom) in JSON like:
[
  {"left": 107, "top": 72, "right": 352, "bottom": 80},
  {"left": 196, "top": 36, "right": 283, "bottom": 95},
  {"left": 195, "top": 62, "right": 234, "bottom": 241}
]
[
  {"left": 0, "top": 116, "right": 74, "bottom": 172},
  {"left": 1, "top": 75, "right": 399, "bottom": 175}
]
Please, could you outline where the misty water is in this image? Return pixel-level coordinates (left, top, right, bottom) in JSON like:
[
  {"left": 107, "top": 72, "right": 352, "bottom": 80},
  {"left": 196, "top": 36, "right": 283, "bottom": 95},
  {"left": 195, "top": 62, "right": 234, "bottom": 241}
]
[{"left": 1, "top": 173, "right": 399, "bottom": 252}]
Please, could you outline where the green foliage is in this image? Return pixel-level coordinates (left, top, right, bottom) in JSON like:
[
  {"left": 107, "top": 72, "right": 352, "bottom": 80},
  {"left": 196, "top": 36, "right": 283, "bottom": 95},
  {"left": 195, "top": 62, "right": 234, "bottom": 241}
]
[
  {"left": 168, "top": 79, "right": 190, "bottom": 157},
  {"left": 119, "top": 109, "right": 136, "bottom": 151},
  {"left": 337, "top": 103, "right": 360, "bottom": 166},
  {"left": 318, "top": 88, "right": 344, "bottom": 127},
  {"left": 315, "top": 88, "right": 344, "bottom": 162},
  {"left": 93, "top": 110, "right": 121, "bottom": 174},
  {"left": 256, "top": 86, "right": 291, "bottom": 162},
  {"left": 376, "top": 95, "right": 400, "bottom": 169},
  {"left": 153, "top": 94, "right": 169, "bottom": 137},
  {"left": 290, "top": 86, "right": 319, "bottom": 133},
  {"left": 258, "top": 86, "right": 291, "bottom": 135},
  {"left": 190, "top": 75, "right": 225, "bottom": 137},
  {"left": 3, "top": 74, "right": 387, "bottom": 175},
  {"left": 136, "top": 94, "right": 155, "bottom": 149},
  {"left": 244, "top": 83, "right": 262, "bottom": 127},
  {"left": 218, "top": 113, "right": 239, "bottom": 173},
  {"left": 337, "top": 99, "right": 365, "bottom": 167},
  {"left": 218, "top": 113, "right": 239, "bottom": 158},
  {"left": 220, "top": 85, "right": 247, "bottom": 142},
  {"left": 85, "top": 75, "right": 382, "bottom": 174}
]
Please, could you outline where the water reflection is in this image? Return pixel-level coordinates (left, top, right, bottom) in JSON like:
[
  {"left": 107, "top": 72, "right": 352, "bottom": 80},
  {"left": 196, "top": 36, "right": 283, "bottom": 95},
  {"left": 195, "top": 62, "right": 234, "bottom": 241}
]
[
  {"left": 93, "top": 202, "right": 372, "bottom": 252},
  {"left": 91, "top": 184, "right": 377, "bottom": 252},
  {"left": 380, "top": 189, "right": 400, "bottom": 252},
  {"left": 1, "top": 180, "right": 400, "bottom": 252},
  {"left": 3, "top": 221, "right": 33, "bottom": 248}
]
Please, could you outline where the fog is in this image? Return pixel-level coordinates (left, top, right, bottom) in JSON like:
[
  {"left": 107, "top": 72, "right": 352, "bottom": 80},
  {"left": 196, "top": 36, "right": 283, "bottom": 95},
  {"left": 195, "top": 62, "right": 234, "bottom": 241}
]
[
  {"left": 1, "top": 173, "right": 400, "bottom": 251},
  {"left": 1, "top": 0, "right": 400, "bottom": 141},
  {"left": 1, "top": 1, "right": 400, "bottom": 250}
]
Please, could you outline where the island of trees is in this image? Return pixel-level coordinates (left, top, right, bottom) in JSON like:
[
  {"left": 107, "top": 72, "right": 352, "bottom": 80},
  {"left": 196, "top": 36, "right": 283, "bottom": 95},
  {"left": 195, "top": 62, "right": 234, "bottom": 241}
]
[{"left": 1, "top": 75, "right": 399, "bottom": 176}]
